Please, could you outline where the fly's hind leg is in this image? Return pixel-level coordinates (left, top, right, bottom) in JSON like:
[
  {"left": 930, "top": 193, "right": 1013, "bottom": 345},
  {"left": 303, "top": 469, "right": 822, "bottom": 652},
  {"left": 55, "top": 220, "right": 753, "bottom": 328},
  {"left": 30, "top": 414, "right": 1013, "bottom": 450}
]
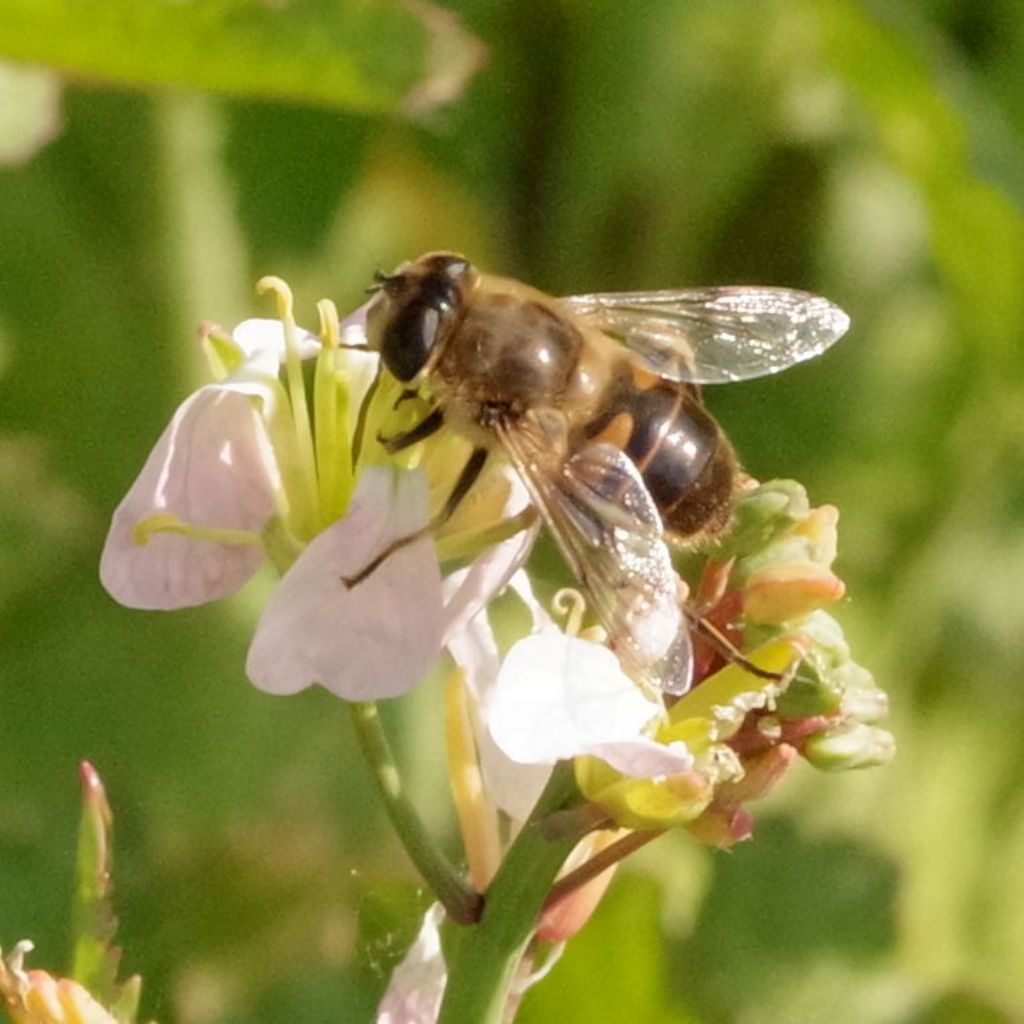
[
  {"left": 683, "top": 608, "right": 788, "bottom": 683},
  {"left": 341, "top": 447, "right": 489, "bottom": 588}
]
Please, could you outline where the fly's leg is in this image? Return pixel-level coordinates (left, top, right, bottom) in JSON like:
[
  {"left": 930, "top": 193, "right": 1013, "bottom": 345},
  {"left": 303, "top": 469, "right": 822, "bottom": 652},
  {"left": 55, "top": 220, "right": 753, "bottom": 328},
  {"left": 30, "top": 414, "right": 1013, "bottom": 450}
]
[
  {"left": 378, "top": 407, "right": 445, "bottom": 454},
  {"left": 683, "top": 609, "right": 788, "bottom": 683},
  {"left": 342, "top": 447, "right": 489, "bottom": 588}
]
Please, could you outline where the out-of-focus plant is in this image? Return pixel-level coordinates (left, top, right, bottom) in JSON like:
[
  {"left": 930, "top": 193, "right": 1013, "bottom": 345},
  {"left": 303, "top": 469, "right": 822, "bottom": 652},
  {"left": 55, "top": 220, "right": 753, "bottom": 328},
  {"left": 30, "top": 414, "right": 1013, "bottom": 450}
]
[{"left": 1, "top": 764, "right": 142, "bottom": 1024}]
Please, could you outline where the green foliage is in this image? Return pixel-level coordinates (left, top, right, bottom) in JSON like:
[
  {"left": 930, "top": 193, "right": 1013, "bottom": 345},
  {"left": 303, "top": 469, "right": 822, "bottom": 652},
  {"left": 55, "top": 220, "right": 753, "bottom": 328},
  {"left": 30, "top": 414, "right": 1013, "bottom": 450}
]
[
  {"left": 0, "top": 0, "right": 472, "bottom": 114},
  {"left": 0, "top": 0, "right": 1022, "bottom": 1020}
]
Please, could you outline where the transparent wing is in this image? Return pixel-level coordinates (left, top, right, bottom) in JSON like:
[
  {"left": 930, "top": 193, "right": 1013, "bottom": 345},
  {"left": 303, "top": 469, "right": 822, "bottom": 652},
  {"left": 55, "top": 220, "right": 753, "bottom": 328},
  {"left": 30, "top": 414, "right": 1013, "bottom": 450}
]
[
  {"left": 495, "top": 411, "right": 692, "bottom": 696},
  {"left": 562, "top": 287, "right": 850, "bottom": 384}
]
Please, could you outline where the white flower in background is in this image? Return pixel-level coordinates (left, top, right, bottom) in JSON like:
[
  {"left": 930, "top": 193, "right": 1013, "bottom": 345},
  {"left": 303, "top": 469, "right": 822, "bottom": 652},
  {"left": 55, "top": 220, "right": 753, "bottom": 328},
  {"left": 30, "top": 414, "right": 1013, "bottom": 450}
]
[{"left": 376, "top": 905, "right": 447, "bottom": 1024}]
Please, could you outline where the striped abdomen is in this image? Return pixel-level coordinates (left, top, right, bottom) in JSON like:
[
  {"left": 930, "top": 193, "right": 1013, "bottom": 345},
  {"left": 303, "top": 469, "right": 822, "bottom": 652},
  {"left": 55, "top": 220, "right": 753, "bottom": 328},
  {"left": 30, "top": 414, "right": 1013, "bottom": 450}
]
[{"left": 581, "top": 368, "right": 737, "bottom": 539}]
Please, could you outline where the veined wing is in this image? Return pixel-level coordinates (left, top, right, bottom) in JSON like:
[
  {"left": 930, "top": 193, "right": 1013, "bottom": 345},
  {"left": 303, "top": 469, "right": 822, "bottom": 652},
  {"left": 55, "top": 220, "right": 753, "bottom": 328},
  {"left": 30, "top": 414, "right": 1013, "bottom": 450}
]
[
  {"left": 495, "top": 411, "right": 692, "bottom": 697},
  {"left": 562, "top": 287, "right": 850, "bottom": 384}
]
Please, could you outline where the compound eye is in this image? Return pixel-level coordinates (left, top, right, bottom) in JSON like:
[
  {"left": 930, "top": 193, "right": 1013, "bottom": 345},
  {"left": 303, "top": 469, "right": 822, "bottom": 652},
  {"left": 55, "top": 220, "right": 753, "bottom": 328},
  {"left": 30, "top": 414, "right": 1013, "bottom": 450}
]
[{"left": 381, "top": 295, "right": 446, "bottom": 383}]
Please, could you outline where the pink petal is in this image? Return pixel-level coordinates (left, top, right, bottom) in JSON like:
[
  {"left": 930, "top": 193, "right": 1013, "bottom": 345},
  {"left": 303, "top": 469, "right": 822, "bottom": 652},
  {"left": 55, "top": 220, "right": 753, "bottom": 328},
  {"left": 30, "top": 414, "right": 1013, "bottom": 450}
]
[
  {"left": 99, "top": 387, "right": 280, "bottom": 609},
  {"left": 246, "top": 468, "right": 443, "bottom": 700}
]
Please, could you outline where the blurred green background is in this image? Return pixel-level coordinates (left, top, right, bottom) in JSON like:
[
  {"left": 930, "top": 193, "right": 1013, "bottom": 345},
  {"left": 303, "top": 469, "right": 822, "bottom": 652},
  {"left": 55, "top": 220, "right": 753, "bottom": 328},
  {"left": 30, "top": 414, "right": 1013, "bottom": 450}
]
[{"left": 1, "top": 1, "right": 1023, "bottom": 1021}]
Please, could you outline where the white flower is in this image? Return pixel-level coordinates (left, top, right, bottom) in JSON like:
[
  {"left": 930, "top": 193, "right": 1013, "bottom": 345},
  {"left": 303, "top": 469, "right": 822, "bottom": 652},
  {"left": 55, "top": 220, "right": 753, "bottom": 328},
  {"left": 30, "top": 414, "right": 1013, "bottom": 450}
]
[
  {"left": 376, "top": 905, "right": 447, "bottom": 1024},
  {"left": 443, "top": 569, "right": 693, "bottom": 817},
  {"left": 99, "top": 294, "right": 452, "bottom": 700},
  {"left": 486, "top": 631, "right": 693, "bottom": 778}
]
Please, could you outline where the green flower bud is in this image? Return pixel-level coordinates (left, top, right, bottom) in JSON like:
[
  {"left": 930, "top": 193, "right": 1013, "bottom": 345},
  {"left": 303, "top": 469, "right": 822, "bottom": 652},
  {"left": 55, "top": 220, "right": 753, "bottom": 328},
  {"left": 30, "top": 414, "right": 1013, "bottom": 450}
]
[{"left": 803, "top": 722, "right": 897, "bottom": 771}]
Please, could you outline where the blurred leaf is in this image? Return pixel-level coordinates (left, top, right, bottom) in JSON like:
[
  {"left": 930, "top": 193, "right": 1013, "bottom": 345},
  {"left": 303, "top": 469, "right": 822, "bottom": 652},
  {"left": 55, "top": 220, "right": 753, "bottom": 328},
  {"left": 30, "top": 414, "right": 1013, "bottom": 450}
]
[
  {"left": 813, "top": 0, "right": 1024, "bottom": 367},
  {"left": 0, "top": 0, "right": 482, "bottom": 115},
  {"left": 71, "top": 761, "right": 141, "bottom": 1023},
  {"left": 0, "top": 60, "right": 62, "bottom": 165},
  {"left": 670, "top": 816, "right": 898, "bottom": 1020},
  {"left": 224, "top": 103, "right": 375, "bottom": 263},
  {"left": 910, "top": 988, "right": 1022, "bottom": 1024},
  {"left": 356, "top": 881, "right": 432, "bottom": 990}
]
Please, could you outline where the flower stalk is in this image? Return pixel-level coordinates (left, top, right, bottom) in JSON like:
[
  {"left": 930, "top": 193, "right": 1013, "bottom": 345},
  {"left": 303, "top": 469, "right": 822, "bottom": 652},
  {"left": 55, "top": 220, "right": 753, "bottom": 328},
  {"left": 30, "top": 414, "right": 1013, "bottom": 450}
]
[
  {"left": 349, "top": 701, "right": 483, "bottom": 925},
  {"left": 438, "top": 762, "right": 583, "bottom": 1024}
]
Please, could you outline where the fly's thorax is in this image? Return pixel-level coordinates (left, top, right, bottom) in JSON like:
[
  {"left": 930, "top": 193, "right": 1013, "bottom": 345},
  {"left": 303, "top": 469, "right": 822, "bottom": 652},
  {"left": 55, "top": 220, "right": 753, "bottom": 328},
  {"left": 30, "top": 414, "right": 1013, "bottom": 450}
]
[{"left": 435, "top": 286, "right": 584, "bottom": 419}]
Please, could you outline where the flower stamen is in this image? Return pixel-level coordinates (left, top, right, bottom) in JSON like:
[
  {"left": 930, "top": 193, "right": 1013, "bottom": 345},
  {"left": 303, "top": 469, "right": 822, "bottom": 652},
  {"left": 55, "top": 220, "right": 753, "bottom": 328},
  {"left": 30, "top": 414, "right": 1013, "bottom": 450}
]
[
  {"left": 256, "top": 276, "right": 319, "bottom": 536},
  {"left": 314, "top": 298, "right": 347, "bottom": 525},
  {"left": 552, "top": 588, "right": 586, "bottom": 637},
  {"left": 445, "top": 667, "right": 501, "bottom": 891}
]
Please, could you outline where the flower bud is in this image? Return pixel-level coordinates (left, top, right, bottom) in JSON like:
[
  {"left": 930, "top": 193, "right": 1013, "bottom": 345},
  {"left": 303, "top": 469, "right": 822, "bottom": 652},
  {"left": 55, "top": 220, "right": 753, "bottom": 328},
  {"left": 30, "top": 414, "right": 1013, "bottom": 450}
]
[
  {"left": 836, "top": 662, "right": 889, "bottom": 723},
  {"left": 575, "top": 757, "right": 715, "bottom": 831},
  {"left": 687, "top": 804, "right": 754, "bottom": 849},
  {"left": 0, "top": 944, "right": 118, "bottom": 1024},
  {"left": 717, "top": 480, "right": 809, "bottom": 558},
  {"left": 720, "top": 744, "right": 799, "bottom": 804},
  {"left": 743, "top": 562, "right": 845, "bottom": 625},
  {"left": 803, "top": 722, "right": 897, "bottom": 771},
  {"left": 536, "top": 832, "right": 622, "bottom": 943}
]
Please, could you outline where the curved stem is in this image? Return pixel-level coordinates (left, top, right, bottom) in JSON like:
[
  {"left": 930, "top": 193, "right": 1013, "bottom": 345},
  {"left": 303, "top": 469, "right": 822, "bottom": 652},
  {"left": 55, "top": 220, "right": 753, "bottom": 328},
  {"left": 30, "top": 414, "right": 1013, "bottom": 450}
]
[
  {"left": 438, "top": 762, "right": 583, "bottom": 1024},
  {"left": 349, "top": 701, "right": 482, "bottom": 925}
]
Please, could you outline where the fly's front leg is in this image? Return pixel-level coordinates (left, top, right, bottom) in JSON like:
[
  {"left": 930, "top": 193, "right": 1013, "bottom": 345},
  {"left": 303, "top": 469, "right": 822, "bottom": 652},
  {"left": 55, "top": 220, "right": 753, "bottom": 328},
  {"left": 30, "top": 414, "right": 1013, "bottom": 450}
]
[
  {"left": 378, "top": 407, "right": 445, "bottom": 454},
  {"left": 342, "top": 447, "right": 489, "bottom": 588}
]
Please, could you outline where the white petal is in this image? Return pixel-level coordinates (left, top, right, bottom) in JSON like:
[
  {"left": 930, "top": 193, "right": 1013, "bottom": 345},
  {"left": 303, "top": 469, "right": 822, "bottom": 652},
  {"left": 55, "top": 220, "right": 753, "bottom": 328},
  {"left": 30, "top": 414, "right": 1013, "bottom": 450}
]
[
  {"left": 486, "top": 634, "right": 665, "bottom": 767},
  {"left": 100, "top": 386, "right": 280, "bottom": 609},
  {"left": 336, "top": 346, "right": 380, "bottom": 425},
  {"left": 507, "top": 569, "right": 556, "bottom": 635},
  {"left": 231, "top": 318, "right": 321, "bottom": 370},
  {"left": 376, "top": 904, "right": 446, "bottom": 1024},
  {"left": 585, "top": 737, "right": 693, "bottom": 778},
  {"left": 440, "top": 523, "right": 540, "bottom": 647},
  {"left": 338, "top": 299, "right": 372, "bottom": 347},
  {"left": 445, "top": 607, "right": 550, "bottom": 820},
  {"left": 246, "top": 468, "right": 442, "bottom": 700}
]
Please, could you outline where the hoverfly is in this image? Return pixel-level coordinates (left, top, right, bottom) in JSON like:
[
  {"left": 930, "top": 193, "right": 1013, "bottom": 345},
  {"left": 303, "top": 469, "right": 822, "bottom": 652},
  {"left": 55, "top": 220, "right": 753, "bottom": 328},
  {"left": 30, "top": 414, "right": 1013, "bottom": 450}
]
[{"left": 363, "top": 253, "right": 849, "bottom": 696}]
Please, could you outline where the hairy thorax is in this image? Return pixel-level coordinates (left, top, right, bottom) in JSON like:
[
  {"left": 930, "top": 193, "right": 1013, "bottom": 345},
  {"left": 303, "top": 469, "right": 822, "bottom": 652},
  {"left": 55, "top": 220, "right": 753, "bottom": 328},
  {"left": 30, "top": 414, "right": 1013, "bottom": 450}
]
[{"left": 434, "top": 286, "right": 585, "bottom": 423}]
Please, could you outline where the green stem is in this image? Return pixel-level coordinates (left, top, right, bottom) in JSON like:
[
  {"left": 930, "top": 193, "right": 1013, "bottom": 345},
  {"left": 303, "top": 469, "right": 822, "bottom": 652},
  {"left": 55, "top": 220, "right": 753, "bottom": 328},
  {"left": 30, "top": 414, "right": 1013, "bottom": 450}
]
[
  {"left": 349, "top": 701, "right": 482, "bottom": 925},
  {"left": 439, "top": 762, "right": 582, "bottom": 1024}
]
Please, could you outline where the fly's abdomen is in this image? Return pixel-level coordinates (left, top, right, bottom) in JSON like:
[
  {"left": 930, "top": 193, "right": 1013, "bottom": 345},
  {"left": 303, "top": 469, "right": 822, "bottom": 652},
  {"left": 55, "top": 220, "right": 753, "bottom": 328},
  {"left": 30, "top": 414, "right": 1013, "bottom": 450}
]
[{"left": 584, "top": 373, "right": 736, "bottom": 539}]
